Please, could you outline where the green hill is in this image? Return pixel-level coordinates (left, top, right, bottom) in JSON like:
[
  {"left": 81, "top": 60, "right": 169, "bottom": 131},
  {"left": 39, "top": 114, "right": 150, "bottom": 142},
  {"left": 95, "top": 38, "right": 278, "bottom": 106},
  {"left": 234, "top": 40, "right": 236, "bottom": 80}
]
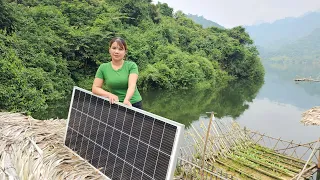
[
  {"left": 0, "top": 0, "right": 263, "bottom": 115},
  {"left": 245, "top": 11, "right": 320, "bottom": 51},
  {"left": 266, "top": 28, "right": 320, "bottom": 62},
  {"left": 186, "top": 14, "right": 224, "bottom": 28}
]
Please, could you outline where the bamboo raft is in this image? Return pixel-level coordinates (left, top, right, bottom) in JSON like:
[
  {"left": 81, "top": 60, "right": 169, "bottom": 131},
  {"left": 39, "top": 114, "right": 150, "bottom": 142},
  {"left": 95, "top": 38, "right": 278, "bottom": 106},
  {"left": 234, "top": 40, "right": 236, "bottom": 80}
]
[
  {"left": 176, "top": 113, "right": 320, "bottom": 180},
  {"left": 294, "top": 78, "right": 320, "bottom": 82}
]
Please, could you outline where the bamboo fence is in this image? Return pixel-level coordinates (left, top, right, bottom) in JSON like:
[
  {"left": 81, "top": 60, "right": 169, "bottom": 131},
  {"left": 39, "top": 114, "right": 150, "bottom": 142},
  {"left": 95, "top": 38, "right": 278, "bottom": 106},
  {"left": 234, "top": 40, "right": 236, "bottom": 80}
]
[{"left": 179, "top": 114, "right": 320, "bottom": 180}]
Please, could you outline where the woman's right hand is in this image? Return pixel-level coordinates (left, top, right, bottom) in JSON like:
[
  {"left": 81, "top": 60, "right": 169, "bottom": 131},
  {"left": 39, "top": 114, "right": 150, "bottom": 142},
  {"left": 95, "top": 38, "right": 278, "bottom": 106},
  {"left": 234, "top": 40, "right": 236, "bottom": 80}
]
[{"left": 107, "top": 93, "right": 119, "bottom": 104}]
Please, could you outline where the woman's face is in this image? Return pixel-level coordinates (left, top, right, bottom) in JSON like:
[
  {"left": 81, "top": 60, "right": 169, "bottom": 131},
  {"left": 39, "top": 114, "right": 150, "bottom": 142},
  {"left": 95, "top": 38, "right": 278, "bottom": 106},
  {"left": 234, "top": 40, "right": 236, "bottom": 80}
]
[{"left": 109, "top": 42, "right": 126, "bottom": 61}]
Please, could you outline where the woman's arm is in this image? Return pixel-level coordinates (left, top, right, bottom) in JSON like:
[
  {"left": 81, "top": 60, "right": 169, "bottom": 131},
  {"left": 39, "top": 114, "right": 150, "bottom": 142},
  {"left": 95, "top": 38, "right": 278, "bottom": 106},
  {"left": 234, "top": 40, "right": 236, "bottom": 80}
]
[
  {"left": 123, "top": 74, "right": 138, "bottom": 106},
  {"left": 92, "top": 78, "right": 118, "bottom": 103}
]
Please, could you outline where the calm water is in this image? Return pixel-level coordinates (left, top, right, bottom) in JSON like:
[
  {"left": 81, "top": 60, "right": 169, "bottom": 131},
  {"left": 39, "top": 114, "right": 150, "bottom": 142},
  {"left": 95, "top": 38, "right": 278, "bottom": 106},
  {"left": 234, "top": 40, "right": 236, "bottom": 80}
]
[
  {"left": 33, "top": 61, "right": 320, "bottom": 144},
  {"left": 141, "top": 61, "right": 320, "bottom": 144},
  {"left": 235, "top": 62, "right": 320, "bottom": 143}
]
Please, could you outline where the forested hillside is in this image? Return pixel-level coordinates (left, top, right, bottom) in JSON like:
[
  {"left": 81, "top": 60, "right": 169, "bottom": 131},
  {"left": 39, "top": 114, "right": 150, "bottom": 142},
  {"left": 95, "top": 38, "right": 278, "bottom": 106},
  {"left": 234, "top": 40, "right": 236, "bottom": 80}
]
[
  {"left": 245, "top": 11, "right": 320, "bottom": 51},
  {"left": 186, "top": 14, "right": 224, "bottom": 28},
  {"left": 266, "top": 28, "right": 320, "bottom": 62},
  {"left": 0, "top": 0, "right": 264, "bottom": 114}
]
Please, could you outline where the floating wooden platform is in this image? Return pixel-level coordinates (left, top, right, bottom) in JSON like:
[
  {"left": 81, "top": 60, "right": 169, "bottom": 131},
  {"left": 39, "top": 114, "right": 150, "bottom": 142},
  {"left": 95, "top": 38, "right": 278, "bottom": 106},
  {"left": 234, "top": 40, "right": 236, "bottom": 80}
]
[
  {"left": 294, "top": 78, "right": 320, "bottom": 82},
  {"left": 177, "top": 117, "right": 320, "bottom": 180}
]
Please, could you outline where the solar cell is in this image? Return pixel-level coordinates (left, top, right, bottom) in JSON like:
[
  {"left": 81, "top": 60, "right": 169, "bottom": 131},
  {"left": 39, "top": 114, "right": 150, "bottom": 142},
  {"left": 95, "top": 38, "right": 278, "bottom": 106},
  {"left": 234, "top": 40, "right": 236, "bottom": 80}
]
[{"left": 64, "top": 87, "right": 184, "bottom": 180}]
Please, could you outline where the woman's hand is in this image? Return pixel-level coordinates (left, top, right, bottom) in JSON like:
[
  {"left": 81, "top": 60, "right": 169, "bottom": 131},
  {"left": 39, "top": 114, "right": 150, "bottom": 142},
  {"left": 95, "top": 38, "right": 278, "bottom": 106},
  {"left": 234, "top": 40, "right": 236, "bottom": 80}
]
[
  {"left": 107, "top": 93, "right": 119, "bottom": 104},
  {"left": 123, "top": 99, "right": 132, "bottom": 107}
]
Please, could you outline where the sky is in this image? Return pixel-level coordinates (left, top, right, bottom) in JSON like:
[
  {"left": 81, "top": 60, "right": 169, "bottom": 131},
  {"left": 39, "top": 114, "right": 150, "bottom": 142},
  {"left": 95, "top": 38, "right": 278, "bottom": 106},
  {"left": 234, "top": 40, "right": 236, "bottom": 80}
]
[{"left": 154, "top": 0, "right": 320, "bottom": 28}]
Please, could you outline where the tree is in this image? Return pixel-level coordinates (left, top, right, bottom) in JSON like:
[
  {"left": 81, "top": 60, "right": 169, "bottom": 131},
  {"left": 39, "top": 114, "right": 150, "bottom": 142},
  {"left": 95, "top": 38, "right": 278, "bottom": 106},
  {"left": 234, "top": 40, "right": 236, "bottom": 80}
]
[
  {"left": 0, "top": 0, "right": 15, "bottom": 33},
  {"left": 156, "top": 2, "right": 173, "bottom": 17},
  {"left": 227, "top": 26, "right": 253, "bottom": 45}
]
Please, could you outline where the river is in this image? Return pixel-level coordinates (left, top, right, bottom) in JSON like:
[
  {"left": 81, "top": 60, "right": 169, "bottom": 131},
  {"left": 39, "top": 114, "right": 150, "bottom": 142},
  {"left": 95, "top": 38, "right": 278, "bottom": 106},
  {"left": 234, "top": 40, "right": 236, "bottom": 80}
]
[{"left": 33, "top": 61, "right": 320, "bottom": 145}]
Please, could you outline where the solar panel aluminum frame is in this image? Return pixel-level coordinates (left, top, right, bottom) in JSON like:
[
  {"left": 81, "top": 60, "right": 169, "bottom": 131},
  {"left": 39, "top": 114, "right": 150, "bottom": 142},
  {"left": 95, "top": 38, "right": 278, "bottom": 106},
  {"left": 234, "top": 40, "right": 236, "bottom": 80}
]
[{"left": 64, "top": 86, "right": 185, "bottom": 180}]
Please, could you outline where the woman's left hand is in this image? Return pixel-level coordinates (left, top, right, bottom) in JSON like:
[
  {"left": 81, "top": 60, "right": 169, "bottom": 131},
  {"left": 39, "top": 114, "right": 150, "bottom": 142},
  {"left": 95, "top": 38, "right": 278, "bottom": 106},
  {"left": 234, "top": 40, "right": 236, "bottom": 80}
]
[{"left": 123, "top": 99, "right": 132, "bottom": 107}]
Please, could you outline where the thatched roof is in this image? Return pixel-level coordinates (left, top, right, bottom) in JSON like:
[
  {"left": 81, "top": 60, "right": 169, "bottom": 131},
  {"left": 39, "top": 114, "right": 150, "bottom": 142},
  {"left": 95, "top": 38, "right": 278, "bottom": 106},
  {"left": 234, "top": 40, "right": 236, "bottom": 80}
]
[
  {"left": 0, "top": 112, "right": 103, "bottom": 179},
  {"left": 301, "top": 106, "right": 320, "bottom": 126}
]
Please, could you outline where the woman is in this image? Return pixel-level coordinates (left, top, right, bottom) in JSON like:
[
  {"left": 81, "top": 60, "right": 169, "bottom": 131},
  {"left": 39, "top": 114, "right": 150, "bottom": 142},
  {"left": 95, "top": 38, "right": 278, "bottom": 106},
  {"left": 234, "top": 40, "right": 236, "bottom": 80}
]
[{"left": 92, "top": 37, "right": 142, "bottom": 109}]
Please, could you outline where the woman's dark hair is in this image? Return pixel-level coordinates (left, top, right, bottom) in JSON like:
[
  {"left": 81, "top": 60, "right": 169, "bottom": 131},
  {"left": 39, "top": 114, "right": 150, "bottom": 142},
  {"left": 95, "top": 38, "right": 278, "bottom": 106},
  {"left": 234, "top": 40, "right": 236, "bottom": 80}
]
[{"left": 109, "top": 37, "right": 127, "bottom": 51}]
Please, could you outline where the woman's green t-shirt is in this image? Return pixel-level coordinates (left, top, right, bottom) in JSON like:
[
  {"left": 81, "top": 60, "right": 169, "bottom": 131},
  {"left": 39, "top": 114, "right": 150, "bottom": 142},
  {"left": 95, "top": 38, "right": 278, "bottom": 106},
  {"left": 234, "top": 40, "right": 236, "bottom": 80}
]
[{"left": 95, "top": 61, "right": 142, "bottom": 104}]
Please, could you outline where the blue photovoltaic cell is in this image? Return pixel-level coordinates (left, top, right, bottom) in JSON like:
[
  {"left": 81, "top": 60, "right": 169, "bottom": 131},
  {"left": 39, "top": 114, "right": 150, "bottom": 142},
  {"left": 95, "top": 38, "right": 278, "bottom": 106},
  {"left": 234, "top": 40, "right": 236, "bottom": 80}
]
[{"left": 64, "top": 87, "right": 184, "bottom": 180}]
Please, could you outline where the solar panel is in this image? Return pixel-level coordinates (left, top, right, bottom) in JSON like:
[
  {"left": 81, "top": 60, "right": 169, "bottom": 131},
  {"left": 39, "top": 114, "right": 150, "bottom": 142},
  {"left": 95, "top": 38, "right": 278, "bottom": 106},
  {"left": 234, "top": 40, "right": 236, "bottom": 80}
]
[{"left": 64, "top": 86, "right": 184, "bottom": 180}]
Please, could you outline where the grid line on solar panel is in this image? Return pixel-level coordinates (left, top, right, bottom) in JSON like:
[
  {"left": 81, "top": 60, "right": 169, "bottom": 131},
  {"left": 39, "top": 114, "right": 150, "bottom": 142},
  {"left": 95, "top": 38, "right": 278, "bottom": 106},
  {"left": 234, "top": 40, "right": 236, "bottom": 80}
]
[
  {"left": 120, "top": 108, "right": 137, "bottom": 178},
  {"left": 66, "top": 88, "right": 181, "bottom": 180},
  {"left": 141, "top": 116, "right": 155, "bottom": 177},
  {"left": 79, "top": 94, "right": 93, "bottom": 159},
  {"left": 67, "top": 90, "right": 81, "bottom": 150},
  {"left": 111, "top": 107, "right": 128, "bottom": 178},
  {"left": 70, "top": 108, "right": 173, "bottom": 157},
  {"left": 67, "top": 126, "right": 155, "bottom": 179},
  {"left": 66, "top": 116, "right": 174, "bottom": 179},
  {"left": 151, "top": 119, "right": 166, "bottom": 179},
  {"left": 66, "top": 112, "right": 170, "bottom": 179}
]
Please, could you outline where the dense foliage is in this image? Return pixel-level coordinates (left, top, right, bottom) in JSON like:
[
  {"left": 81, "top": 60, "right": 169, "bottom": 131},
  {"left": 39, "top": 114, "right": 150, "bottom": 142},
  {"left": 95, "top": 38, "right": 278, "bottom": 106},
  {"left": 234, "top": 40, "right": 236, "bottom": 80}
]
[
  {"left": 186, "top": 14, "right": 224, "bottom": 29},
  {"left": 0, "top": 0, "right": 264, "bottom": 115}
]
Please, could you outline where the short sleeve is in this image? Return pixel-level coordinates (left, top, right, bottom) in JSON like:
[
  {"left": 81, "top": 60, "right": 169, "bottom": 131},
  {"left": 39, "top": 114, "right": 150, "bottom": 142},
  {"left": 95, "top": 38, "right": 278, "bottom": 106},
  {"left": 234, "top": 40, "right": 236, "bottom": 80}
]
[
  {"left": 95, "top": 64, "right": 104, "bottom": 79},
  {"left": 129, "top": 62, "right": 139, "bottom": 75}
]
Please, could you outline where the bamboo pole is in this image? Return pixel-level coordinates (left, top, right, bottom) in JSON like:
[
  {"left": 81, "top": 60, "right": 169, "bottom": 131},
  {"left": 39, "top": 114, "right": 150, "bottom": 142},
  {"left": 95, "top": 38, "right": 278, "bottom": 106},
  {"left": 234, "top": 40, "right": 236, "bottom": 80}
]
[
  {"left": 228, "top": 120, "right": 248, "bottom": 149},
  {"left": 218, "top": 121, "right": 238, "bottom": 147},
  {"left": 234, "top": 151, "right": 296, "bottom": 177},
  {"left": 217, "top": 120, "right": 240, "bottom": 149},
  {"left": 318, "top": 139, "right": 320, "bottom": 169},
  {"left": 201, "top": 121, "right": 228, "bottom": 157},
  {"left": 296, "top": 139, "right": 320, "bottom": 180},
  {"left": 249, "top": 131, "right": 316, "bottom": 150},
  {"left": 200, "top": 112, "right": 214, "bottom": 180},
  {"left": 227, "top": 156, "right": 286, "bottom": 180},
  {"left": 208, "top": 124, "right": 224, "bottom": 153},
  {"left": 212, "top": 160, "right": 259, "bottom": 180},
  {"left": 251, "top": 144, "right": 309, "bottom": 165},
  {"left": 218, "top": 120, "right": 237, "bottom": 152},
  {"left": 232, "top": 120, "right": 248, "bottom": 142},
  {"left": 240, "top": 148, "right": 304, "bottom": 170},
  {"left": 211, "top": 121, "right": 230, "bottom": 155}
]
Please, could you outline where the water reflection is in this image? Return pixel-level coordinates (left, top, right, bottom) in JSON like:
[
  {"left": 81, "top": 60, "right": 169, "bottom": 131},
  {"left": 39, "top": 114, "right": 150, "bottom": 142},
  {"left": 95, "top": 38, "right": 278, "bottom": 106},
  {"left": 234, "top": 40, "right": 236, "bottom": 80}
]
[
  {"left": 141, "top": 79, "right": 264, "bottom": 127},
  {"left": 260, "top": 62, "right": 320, "bottom": 109},
  {"left": 32, "top": 96, "right": 71, "bottom": 120},
  {"left": 234, "top": 98, "right": 319, "bottom": 143}
]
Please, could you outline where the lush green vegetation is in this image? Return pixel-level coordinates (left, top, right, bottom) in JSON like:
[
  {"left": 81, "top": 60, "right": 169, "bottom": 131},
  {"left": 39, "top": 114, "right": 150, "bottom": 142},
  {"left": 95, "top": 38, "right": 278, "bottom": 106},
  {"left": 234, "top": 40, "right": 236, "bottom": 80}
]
[
  {"left": 186, "top": 14, "right": 224, "bottom": 29},
  {"left": 246, "top": 11, "right": 320, "bottom": 63},
  {"left": 0, "top": 0, "right": 264, "bottom": 116}
]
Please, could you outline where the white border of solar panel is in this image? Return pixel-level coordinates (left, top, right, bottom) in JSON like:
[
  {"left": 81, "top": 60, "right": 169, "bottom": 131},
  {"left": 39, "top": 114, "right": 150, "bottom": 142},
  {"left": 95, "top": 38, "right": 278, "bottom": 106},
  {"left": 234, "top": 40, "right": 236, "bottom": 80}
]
[{"left": 64, "top": 86, "right": 185, "bottom": 180}]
